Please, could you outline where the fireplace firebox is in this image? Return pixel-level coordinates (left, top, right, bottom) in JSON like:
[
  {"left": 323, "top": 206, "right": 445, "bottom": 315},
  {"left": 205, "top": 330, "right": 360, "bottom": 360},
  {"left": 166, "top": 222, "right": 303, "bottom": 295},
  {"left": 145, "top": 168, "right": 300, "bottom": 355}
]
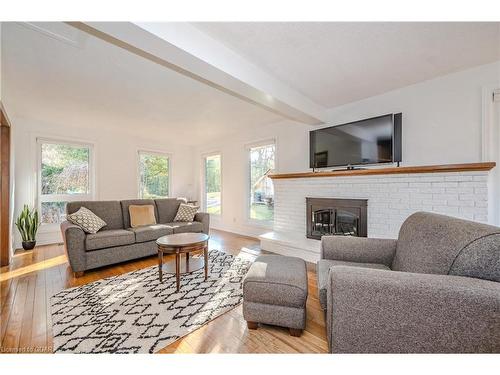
[{"left": 306, "top": 198, "right": 367, "bottom": 240}]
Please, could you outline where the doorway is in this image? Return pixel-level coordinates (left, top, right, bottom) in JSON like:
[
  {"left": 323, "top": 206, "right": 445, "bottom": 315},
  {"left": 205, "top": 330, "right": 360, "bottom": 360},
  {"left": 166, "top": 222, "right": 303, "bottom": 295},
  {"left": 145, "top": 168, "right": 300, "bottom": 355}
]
[{"left": 0, "top": 102, "right": 11, "bottom": 266}]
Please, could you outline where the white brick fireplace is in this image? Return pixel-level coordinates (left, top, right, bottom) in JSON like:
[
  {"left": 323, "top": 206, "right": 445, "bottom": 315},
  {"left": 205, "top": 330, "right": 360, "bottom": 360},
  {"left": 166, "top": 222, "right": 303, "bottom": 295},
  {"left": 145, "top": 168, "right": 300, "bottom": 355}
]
[{"left": 259, "top": 168, "right": 491, "bottom": 263}]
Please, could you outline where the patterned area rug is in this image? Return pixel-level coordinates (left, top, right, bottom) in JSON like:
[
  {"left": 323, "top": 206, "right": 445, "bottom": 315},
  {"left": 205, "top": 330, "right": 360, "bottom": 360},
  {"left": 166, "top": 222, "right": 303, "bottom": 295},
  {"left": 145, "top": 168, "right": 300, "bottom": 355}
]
[{"left": 50, "top": 250, "right": 254, "bottom": 353}]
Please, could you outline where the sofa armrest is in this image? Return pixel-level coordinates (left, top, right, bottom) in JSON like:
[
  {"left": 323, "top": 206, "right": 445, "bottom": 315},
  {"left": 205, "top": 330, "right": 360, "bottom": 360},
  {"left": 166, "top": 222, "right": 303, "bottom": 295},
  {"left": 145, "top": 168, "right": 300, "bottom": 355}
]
[
  {"left": 60, "top": 221, "right": 87, "bottom": 272},
  {"left": 320, "top": 236, "right": 396, "bottom": 267},
  {"left": 327, "top": 266, "right": 500, "bottom": 353},
  {"left": 194, "top": 212, "right": 210, "bottom": 234}
]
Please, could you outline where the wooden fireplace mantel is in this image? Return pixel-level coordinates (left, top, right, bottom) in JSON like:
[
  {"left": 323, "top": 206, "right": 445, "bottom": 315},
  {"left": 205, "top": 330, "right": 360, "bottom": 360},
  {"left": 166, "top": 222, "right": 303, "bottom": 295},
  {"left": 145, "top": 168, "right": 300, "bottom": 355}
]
[{"left": 268, "top": 162, "right": 496, "bottom": 180}]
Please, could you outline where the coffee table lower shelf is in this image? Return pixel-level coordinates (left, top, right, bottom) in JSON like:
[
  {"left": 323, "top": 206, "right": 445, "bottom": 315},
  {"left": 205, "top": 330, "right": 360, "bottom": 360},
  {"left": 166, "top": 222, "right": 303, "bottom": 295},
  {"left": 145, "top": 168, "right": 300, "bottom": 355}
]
[{"left": 161, "top": 256, "right": 205, "bottom": 274}]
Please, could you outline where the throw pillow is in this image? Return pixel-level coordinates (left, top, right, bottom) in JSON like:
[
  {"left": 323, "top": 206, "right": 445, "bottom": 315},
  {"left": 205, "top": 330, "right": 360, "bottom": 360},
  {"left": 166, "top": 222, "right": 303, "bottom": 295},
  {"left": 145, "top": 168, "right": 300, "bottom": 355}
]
[
  {"left": 67, "top": 207, "right": 107, "bottom": 234},
  {"left": 129, "top": 205, "right": 156, "bottom": 227},
  {"left": 174, "top": 204, "right": 199, "bottom": 222}
]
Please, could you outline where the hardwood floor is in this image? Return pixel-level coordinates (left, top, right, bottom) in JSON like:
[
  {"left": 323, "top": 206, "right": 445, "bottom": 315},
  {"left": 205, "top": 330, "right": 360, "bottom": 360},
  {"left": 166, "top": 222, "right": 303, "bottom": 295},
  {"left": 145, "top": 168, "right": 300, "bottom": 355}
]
[{"left": 0, "top": 229, "right": 328, "bottom": 353}]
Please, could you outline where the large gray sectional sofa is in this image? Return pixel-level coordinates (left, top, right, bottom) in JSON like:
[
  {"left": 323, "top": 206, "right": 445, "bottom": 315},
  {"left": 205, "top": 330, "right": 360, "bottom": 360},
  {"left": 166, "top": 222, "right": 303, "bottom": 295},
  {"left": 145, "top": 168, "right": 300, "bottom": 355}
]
[
  {"left": 60, "top": 198, "right": 209, "bottom": 275},
  {"left": 317, "top": 211, "right": 500, "bottom": 353}
]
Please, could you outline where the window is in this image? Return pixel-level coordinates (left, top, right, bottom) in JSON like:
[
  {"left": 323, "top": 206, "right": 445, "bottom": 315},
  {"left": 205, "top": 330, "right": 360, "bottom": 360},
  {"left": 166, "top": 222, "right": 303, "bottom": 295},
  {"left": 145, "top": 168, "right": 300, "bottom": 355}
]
[
  {"left": 203, "top": 154, "right": 221, "bottom": 215},
  {"left": 38, "top": 139, "right": 93, "bottom": 224},
  {"left": 249, "top": 142, "right": 275, "bottom": 222},
  {"left": 138, "top": 151, "right": 170, "bottom": 199}
]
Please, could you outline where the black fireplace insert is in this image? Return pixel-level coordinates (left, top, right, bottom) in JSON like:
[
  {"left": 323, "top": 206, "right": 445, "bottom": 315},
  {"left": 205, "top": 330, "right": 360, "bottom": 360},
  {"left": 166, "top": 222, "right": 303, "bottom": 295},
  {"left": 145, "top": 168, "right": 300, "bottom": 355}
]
[{"left": 306, "top": 198, "right": 367, "bottom": 240}]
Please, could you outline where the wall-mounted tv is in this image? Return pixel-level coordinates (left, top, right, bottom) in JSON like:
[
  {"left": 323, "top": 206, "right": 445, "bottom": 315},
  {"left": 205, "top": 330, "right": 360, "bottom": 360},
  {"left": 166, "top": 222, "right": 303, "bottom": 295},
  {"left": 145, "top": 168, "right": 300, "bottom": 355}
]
[{"left": 309, "top": 113, "right": 402, "bottom": 169}]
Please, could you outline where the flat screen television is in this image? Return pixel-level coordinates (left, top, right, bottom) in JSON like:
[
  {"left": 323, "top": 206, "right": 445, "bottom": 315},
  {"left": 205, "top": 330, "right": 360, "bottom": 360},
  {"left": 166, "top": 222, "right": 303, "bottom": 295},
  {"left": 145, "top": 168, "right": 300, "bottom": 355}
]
[{"left": 309, "top": 113, "right": 402, "bottom": 169}]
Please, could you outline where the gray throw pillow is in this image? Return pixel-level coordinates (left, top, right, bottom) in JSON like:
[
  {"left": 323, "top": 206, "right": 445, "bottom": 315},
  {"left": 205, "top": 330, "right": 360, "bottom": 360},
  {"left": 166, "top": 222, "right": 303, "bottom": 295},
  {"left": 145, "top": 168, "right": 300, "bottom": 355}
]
[
  {"left": 174, "top": 204, "right": 199, "bottom": 222},
  {"left": 67, "top": 207, "right": 107, "bottom": 234}
]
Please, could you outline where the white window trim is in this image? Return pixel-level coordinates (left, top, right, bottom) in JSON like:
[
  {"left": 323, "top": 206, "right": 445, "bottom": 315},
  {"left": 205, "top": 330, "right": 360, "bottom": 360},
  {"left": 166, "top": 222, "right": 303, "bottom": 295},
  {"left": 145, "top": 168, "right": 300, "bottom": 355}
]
[
  {"left": 137, "top": 149, "right": 172, "bottom": 199},
  {"left": 201, "top": 152, "right": 222, "bottom": 216},
  {"left": 36, "top": 137, "right": 95, "bottom": 230},
  {"left": 245, "top": 138, "right": 277, "bottom": 228},
  {"left": 481, "top": 84, "right": 500, "bottom": 225}
]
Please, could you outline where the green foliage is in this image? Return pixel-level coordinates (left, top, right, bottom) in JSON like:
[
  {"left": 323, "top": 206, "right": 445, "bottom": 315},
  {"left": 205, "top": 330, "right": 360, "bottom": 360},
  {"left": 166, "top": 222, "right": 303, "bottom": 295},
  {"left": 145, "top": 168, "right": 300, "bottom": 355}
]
[
  {"left": 15, "top": 205, "right": 40, "bottom": 242},
  {"left": 250, "top": 145, "right": 275, "bottom": 187},
  {"left": 41, "top": 143, "right": 90, "bottom": 194},
  {"left": 205, "top": 156, "right": 221, "bottom": 193},
  {"left": 140, "top": 154, "right": 169, "bottom": 198},
  {"left": 249, "top": 145, "right": 275, "bottom": 221}
]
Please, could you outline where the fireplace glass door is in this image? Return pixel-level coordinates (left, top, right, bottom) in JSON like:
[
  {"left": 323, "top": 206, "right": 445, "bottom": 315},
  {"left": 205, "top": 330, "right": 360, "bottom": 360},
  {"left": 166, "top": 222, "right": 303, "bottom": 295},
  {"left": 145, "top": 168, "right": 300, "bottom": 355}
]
[
  {"left": 311, "top": 208, "right": 359, "bottom": 237},
  {"left": 311, "top": 209, "right": 334, "bottom": 237},
  {"left": 335, "top": 209, "right": 359, "bottom": 236}
]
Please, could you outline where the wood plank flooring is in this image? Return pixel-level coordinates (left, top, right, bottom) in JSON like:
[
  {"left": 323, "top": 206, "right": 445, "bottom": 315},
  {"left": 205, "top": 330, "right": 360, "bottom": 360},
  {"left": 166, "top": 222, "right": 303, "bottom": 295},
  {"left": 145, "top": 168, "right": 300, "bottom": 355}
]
[{"left": 0, "top": 229, "right": 328, "bottom": 353}]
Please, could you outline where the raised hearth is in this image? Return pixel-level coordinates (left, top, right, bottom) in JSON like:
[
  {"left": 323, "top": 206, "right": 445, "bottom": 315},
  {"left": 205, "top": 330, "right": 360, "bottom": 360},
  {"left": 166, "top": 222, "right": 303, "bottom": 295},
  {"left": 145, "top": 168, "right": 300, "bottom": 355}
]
[{"left": 306, "top": 198, "right": 367, "bottom": 239}]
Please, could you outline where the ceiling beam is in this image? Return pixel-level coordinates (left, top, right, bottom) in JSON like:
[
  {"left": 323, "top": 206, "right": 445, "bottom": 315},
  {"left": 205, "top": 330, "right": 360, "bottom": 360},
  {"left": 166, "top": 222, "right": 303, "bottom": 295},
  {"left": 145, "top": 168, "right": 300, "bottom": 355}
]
[{"left": 68, "top": 22, "right": 326, "bottom": 125}]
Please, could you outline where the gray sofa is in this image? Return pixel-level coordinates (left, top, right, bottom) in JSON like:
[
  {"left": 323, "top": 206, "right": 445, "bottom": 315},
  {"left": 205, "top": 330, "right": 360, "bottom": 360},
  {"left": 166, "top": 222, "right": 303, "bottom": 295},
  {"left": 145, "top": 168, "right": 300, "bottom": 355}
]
[
  {"left": 317, "top": 211, "right": 500, "bottom": 353},
  {"left": 60, "top": 198, "right": 209, "bottom": 275}
]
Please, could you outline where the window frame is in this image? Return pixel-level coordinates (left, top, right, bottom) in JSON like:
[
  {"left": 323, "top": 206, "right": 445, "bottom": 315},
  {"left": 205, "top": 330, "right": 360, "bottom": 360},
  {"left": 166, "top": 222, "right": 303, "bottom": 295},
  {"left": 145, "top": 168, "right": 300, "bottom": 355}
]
[
  {"left": 245, "top": 139, "right": 277, "bottom": 227},
  {"left": 137, "top": 149, "right": 172, "bottom": 199},
  {"left": 201, "top": 152, "right": 222, "bottom": 216},
  {"left": 36, "top": 137, "right": 95, "bottom": 227}
]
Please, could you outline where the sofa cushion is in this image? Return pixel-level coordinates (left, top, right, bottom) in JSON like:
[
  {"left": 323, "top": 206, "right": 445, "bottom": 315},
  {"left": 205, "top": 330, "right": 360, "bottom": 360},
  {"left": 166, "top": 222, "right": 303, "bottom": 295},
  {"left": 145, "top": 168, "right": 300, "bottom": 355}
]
[
  {"left": 85, "top": 229, "right": 135, "bottom": 251},
  {"left": 67, "top": 207, "right": 107, "bottom": 234},
  {"left": 155, "top": 198, "right": 186, "bottom": 223},
  {"left": 243, "top": 255, "right": 308, "bottom": 308},
  {"left": 317, "top": 259, "right": 390, "bottom": 310},
  {"left": 128, "top": 224, "right": 173, "bottom": 243},
  {"left": 67, "top": 201, "right": 123, "bottom": 230},
  {"left": 164, "top": 221, "right": 203, "bottom": 234},
  {"left": 121, "top": 200, "right": 158, "bottom": 229},
  {"left": 393, "top": 212, "right": 500, "bottom": 276},
  {"left": 129, "top": 205, "right": 156, "bottom": 228}
]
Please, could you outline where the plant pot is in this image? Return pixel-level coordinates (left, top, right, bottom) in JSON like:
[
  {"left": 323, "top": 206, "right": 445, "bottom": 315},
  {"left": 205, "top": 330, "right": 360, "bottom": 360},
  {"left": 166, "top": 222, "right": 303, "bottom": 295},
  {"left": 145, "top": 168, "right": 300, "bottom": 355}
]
[{"left": 22, "top": 241, "right": 36, "bottom": 250}]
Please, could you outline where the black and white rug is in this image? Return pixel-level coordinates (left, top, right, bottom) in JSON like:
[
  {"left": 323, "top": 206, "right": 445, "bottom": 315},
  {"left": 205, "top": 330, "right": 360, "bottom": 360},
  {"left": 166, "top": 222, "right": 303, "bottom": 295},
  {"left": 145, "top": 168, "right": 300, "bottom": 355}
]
[{"left": 50, "top": 250, "right": 254, "bottom": 353}]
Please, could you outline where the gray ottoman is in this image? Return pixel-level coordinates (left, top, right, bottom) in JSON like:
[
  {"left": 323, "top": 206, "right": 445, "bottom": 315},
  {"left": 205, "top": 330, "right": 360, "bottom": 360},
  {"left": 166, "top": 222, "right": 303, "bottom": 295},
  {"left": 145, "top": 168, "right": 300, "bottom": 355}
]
[{"left": 243, "top": 255, "right": 308, "bottom": 336}]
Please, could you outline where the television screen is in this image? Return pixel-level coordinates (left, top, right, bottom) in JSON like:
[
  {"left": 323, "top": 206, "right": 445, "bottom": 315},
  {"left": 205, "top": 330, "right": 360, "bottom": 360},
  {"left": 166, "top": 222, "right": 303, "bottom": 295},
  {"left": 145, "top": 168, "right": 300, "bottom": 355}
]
[{"left": 309, "top": 114, "right": 401, "bottom": 168}]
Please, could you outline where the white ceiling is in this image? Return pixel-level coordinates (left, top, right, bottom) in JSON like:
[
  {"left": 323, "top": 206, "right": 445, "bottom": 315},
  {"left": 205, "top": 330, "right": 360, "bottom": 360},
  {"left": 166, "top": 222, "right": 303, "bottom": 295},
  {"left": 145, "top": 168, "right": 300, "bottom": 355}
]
[
  {"left": 193, "top": 22, "right": 500, "bottom": 108},
  {"left": 1, "top": 22, "right": 283, "bottom": 146}
]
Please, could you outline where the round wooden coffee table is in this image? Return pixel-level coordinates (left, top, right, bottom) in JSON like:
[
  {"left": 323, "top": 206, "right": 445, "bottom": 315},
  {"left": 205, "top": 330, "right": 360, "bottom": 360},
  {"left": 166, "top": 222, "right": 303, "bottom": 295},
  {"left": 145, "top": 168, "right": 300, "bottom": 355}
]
[{"left": 156, "top": 233, "right": 209, "bottom": 291}]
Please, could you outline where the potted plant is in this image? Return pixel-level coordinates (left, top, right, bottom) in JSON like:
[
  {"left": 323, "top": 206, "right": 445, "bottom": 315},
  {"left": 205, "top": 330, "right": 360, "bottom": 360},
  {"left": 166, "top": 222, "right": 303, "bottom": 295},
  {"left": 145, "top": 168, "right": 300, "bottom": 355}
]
[{"left": 15, "top": 205, "right": 40, "bottom": 250}]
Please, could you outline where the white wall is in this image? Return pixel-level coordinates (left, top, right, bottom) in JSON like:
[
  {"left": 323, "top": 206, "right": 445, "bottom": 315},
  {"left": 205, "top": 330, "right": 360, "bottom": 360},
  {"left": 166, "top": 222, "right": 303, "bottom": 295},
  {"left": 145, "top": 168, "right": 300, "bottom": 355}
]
[
  {"left": 195, "top": 120, "right": 312, "bottom": 237},
  {"left": 195, "top": 61, "right": 500, "bottom": 238},
  {"left": 12, "top": 116, "right": 196, "bottom": 247},
  {"left": 326, "top": 61, "right": 500, "bottom": 166}
]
